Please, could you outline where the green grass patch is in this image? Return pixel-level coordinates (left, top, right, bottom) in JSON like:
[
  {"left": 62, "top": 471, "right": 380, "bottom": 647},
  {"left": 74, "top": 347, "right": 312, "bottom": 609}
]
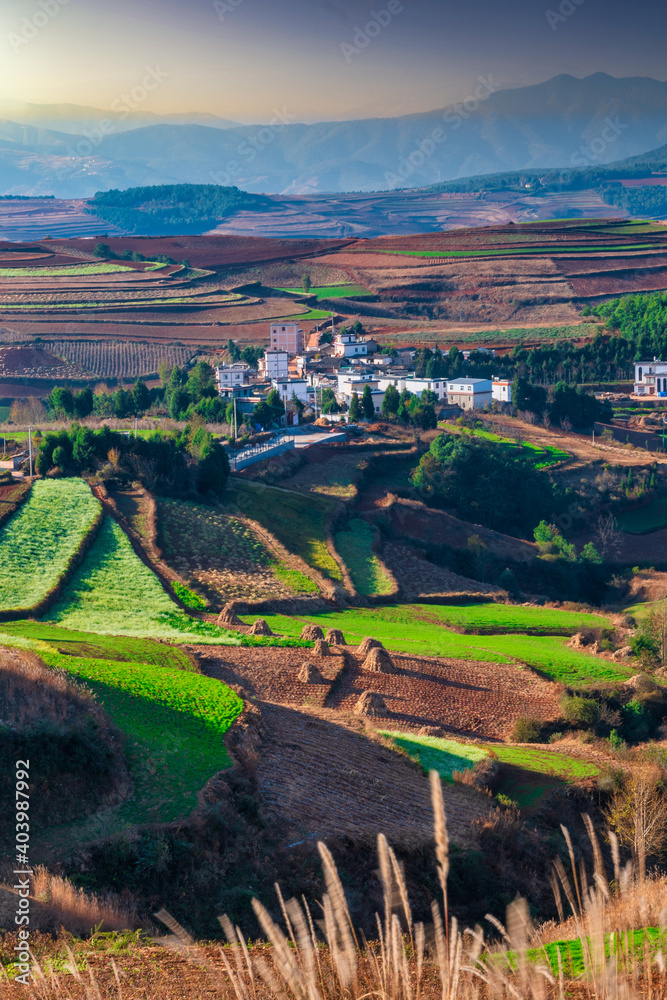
[
  {"left": 42, "top": 516, "right": 239, "bottom": 645},
  {"left": 334, "top": 519, "right": 395, "bottom": 596},
  {"left": 272, "top": 565, "right": 319, "bottom": 593},
  {"left": 171, "top": 580, "right": 207, "bottom": 610},
  {"left": 235, "top": 604, "right": 630, "bottom": 687},
  {"left": 422, "top": 602, "right": 612, "bottom": 634},
  {"left": 0, "top": 620, "right": 193, "bottom": 669},
  {"left": 278, "top": 284, "right": 373, "bottom": 300},
  {"left": 616, "top": 496, "right": 667, "bottom": 533},
  {"left": 0, "top": 479, "right": 100, "bottom": 612},
  {"left": 376, "top": 244, "right": 657, "bottom": 259},
  {"left": 41, "top": 649, "right": 243, "bottom": 825},
  {"left": 227, "top": 480, "right": 343, "bottom": 582},
  {"left": 284, "top": 309, "right": 335, "bottom": 321},
  {"left": 0, "top": 263, "right": 135, "bottom": 277},
  {"left": 438, "top": 422, "right": 569, "bottom": 468},
  {"left": 381, "top": 732, "right": 487, "bottom": 778}
]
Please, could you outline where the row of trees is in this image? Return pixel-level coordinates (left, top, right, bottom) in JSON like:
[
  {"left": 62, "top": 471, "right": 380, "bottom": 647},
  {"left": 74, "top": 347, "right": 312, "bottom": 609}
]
[
  {"left": 37, "top": 421, "right": 229, "bottom": 497},
  {"left": 511, "top": 378, "right": 613, "bottom": 428}
]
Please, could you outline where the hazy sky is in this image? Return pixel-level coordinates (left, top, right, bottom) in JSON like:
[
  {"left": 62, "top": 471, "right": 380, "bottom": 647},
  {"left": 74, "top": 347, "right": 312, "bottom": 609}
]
[{"left": 1, "top": 0, "right": 666, "bottom": 122}]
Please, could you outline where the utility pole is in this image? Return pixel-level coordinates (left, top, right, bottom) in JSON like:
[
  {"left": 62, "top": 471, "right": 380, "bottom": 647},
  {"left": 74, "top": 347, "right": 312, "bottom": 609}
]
[
  {"left": 233, "top": 394, "right": 238, "bottom": 440},
  {"left": 28, "top": 426, "right": 33, "bottom": 478},
  {"left": 134, "top": 416, "right": 138, "bottom": 439}
]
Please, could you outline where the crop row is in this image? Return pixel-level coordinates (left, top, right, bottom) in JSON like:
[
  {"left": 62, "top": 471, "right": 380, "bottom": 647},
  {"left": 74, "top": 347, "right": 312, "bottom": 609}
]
[
  {"left": 45, "top": 341, "right": 194, "bottom": 378},
  {"left": 0, "top": 479, "right": 101, "bottom": 613}
]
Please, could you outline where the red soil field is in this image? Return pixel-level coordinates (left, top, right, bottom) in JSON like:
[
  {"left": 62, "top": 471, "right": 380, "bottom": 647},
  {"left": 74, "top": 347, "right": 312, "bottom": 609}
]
[
  {"left": 48, "top": 236, "right": 354, "bottom": 270},
  {"left": 555, "top": 253, "right": 667, "bottom": 275},
  {"left": 568, "top": 271, "right": 667, "bottom": 297}
]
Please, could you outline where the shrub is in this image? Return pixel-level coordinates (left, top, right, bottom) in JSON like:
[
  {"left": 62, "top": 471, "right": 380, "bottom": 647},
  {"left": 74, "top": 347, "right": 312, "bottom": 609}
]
[
  {"left": 561, "top": 695, "right": 599, "bottom": 729},
  {"left": 511, "top": 716, "right": 543, "bottom": 743}
]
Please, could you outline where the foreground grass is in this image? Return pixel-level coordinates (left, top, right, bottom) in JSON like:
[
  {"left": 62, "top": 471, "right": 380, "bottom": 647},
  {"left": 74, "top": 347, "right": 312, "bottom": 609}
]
[
  {"left": 0, "top": 479, "right": 100, "bottom": 612},
  {"left": 42, "top": 517, "right": 240, "bottom": 645},
  {"left": 421, "top": 602, "right": 612, "bottom": 634}
]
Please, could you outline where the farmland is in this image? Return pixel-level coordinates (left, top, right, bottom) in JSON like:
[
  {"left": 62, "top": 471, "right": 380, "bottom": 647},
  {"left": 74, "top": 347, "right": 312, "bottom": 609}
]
[
  {"left": 334, "top": 519, "right": 395, "bottom": 596},
  {"left": 0, "top": 479, "right": 100, "bottom": 613},
  {"left": 156, "top": 498, "right": 319, "bottom": 603},
  {"left": 43, "top": 516, "right": 240, "bottom": 645},
  {"left": 615, "top": 496, "right": 667, "bottom": 533}
]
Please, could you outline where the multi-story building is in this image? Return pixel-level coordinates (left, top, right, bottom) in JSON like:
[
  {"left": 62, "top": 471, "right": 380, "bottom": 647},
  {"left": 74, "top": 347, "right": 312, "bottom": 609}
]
[
  {"left": 271, "top": 377, "right": 311, "bottom": 405},
  {"left": 259, "top": 350, "right": 289, "bottom": 380},
  {"left": 215, "top": 364, "right": 250, "bottom": 391},
  {"left": 634, "top": 360, "right": 667, "bottom": 395},
  {"left": 378, "top": 375, "right": 446, "bottom": 401},
  {"left": 270, "top": 323, "right": 304, "bottom": 355},
  {"left": 492, "top": 378, "right": 512, "bottom": 403},
  {"left": 446, "top": 378, "right": 493, "bottom": 410},
  {"left": 333, "top": 330, "right": 368, "bottom": 358}
]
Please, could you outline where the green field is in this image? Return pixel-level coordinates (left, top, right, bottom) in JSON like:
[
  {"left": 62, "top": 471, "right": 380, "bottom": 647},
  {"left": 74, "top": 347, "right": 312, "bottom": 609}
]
[
  {"left": 285, "top": 309, "right": 335, "bottom": 321},
  {"left": 227, "top": 480, "right": 343, "bottom": 582},
  {"left": 423, "top": 602, "right": 612, "bottom": 634},
  {"left": 237, "top": 604, "right": 627, "bottom": 686},
  {"left": 438, "top": 422, "right": 570, "bottom": 468},
  {"left": 0, "top": 620, "right": 193, "bottom": 670},
  {"left": 377, "top": 244, "right": 657, "bottom": 259},
  {"left": 0, "top": 406, "right": 10, "bottom": 423},
  {"left": 616, "top": 496, "right": 667, "bottom": 533},
  {"left": 279, "top": 284, "right": 373, "bottom": 300},
  {"left": 334, "top": 519, "right": 395, "bottom": 596},
  {"left": 156, "top": 498, "right": 317, "bottom": 597},
  {"left": 383, "top": 732, "right": 599, "bottom": 809},
  {"left": 0, "top": 263, "right": 135, "bottom": 277},
  {"left": 42, "top": 516, "right": 240, "bottom": 645},
  {"left": 0, "top": 479, "right": 100, "bottom": 612},
  {"left": 40, "top": 648, "right": 243, "bottom": 825}
]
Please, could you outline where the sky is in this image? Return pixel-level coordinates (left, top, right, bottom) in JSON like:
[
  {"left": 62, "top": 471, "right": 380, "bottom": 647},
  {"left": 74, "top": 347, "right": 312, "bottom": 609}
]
[{"left": 0, "top": 0, "right": 666, "bottom": 123}]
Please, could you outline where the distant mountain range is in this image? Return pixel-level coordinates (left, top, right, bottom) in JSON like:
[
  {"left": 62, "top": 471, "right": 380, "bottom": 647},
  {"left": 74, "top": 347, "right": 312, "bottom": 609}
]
[
  {"left": 1, "top": 74, "right": 667, "bottom": 198},
  {"left": 0, "top": 100, "right": 240, "bottom": 135}
]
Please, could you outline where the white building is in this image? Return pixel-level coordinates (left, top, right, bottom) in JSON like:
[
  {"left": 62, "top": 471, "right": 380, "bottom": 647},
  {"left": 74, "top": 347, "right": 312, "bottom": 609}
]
[
  {"left": 259, "top": 350, "right": 289, "bottom": 380},
  {"left": 492, "top": 378, "right": 512, "bottom": 404},
  {"left": 378, "top": 375, "right": 446, "bottom": 401},
  {"left": 270, "top": 323, "right": 304, "bottom": 355},
  {"left": 446, "top": 378, "right": 493, "bottom": 410},
  {"left": 216, "top": 364, "right": 250, "bottom": 391},
  {"left": 333, "top": 330, "right": 368, "bottom": 358},
  {"left": 634, "top": 360, "right": 667, "bottom": 396},
  {"left": 271, "top": 377, "right": 311, "bottom": 405}
]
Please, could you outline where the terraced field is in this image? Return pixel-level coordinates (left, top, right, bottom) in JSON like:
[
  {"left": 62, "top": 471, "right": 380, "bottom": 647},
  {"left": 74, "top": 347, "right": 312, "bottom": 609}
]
[
  {"left": 157, "top": 498, "right": 318, "bottom": 603},
  {"left": 240, "top": 604, "right": 625, "bottom": 687},
  {"left": 226, "top": 480, "right": 344, "bottom": 583},
  {"left": 334, "top": 519, "right": 395, "bottom": 596},
  {"left": 0, "top": 479, "right": 100, "bottom": 613},
  {"left": 43, "top": 516, "right": 240, "bottom": 645},
  {"left": 383, "top": 732, "right": 600, "bottom": 809}
]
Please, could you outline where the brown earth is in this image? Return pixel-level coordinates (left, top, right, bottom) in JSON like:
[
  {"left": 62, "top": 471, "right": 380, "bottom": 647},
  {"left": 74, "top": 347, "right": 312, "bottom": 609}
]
[{"left": 382, "top": 542, "right": 503, "bottom": 600}]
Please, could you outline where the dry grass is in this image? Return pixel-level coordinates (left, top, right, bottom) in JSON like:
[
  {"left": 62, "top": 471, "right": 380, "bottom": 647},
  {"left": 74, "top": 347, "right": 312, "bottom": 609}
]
[
  {"left": 6, "top": 771, "right": 665, "bottom": 1000},
  {"left": 0, "top": 647, "right": 96, "bottom": 726},
  {"left": 29, "top": 868, "right": 137, "bottom": 937}
]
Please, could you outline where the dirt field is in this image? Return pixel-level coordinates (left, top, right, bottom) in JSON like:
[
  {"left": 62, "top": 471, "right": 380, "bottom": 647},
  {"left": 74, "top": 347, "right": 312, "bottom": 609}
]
[
  {"left": 198, "top": 641, "right": 560, "bottom": 740},
  {"left": 382, "top": 542, "right": 503, "bottom": 600}
]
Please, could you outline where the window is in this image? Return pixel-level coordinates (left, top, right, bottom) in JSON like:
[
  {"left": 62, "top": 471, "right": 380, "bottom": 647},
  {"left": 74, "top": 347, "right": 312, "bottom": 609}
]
[{"left": 638, "top": 367, "right": 643, "bottom": 381}]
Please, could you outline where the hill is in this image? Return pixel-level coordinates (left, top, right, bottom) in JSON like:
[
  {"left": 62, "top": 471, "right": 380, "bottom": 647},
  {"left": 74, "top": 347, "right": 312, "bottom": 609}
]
[{"left": 2, "top": 74, "right": 667, "bottom": 198}]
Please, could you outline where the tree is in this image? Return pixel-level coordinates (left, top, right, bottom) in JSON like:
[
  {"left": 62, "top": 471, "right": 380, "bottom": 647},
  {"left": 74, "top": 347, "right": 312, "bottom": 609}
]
[
  {"left": 266, "top": 388, "right": 285, "bottom": 422},
  {"left": 48, "top": 387, "right": 75, "bottom": 419},
  {"left": 321, "top": 388, "right": 340, "bottom": 414},
  {"left": 301, "top": 273, "right": 312, "bottom": 292},
  {"left": 253, "top": 401, "right": 273, "bottom": 428},
  {"left": 9, "top": 397, "right": 46, "bottom": 425},
  {"left": 595, "top": 512, "right": 623, "bottom": 557},
  {"left": 605, "top": 766, "right": 667, "bottom": 881},
  {"left": 170, "top": 388, "right": 190, "bottom": 420},
  {"left": 361, "top": 384, "right": 375, "bottom": 421},
  {"left": 73, "top": 387, "right": 94, "bottom": 419},
  {"left": 132, "top": 380, "right": 150, "bottom": 415},
  {"left": 72, "top": 427, "right": 96, "bottom": 470},
  {"left": 382, "top": 384, "right": 400, "bottom": 419},
  {"left": 349, "top": 392, "right": 362, "bottom": 423},
  {"left": 93, "top": 242, "right": 113, "bottom": 259}
]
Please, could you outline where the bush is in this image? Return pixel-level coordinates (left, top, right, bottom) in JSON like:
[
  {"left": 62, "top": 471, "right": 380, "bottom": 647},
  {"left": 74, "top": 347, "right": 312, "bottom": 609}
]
[
  {"left": 511, "top": 717, "right": 543, "bottom": 743},
  {"left": 561, "top": 695, "right": 599, "bottom": 729}
]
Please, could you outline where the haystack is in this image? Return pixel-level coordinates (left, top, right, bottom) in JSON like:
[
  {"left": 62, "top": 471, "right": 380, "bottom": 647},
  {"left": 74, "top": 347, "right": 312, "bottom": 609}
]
[
  {"left": 357, "top": 637, "right": 383, "bottom": 658},
  {"left": 301, "top": 624, "right": 324, "bottom": 641},
  {"left": 362, "top": 646, "right": 397, "bottom": 674},
  {"left": 217, "top": 602, "right": 243, "bottom": 627},
  {"left": 298, "top": 662, "right": 325, "bottom": 684},
  {"left": 354, "top": 691, "right": 388, "bottom": 718},
  {"left": 325, "top": 629, "right": 346, "bottom": 646},
  {"left": 314, "top": 638, "right": 329, "bottom": 657},
  {"left": 249, "top": 619, "right": 273, "bottom": 636}
]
